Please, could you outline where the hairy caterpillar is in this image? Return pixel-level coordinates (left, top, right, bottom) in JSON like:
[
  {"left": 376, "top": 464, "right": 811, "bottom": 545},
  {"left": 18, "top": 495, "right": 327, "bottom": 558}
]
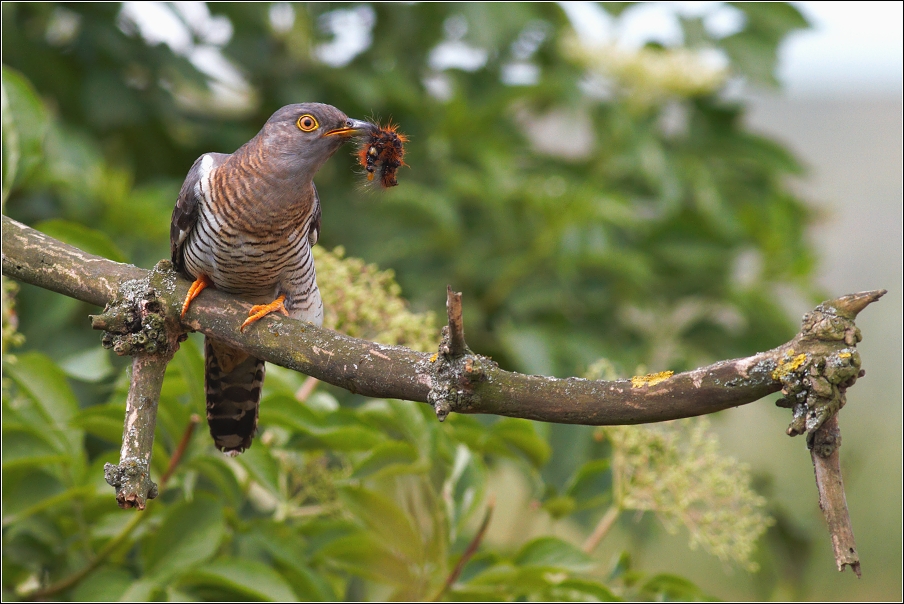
[{"left": 356, "top": 122, "right": 407, "bottom": 188}]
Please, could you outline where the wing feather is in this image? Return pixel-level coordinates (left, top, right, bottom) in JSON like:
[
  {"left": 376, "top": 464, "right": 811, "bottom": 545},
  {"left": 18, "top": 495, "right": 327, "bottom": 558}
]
[
  {"left": 308, "top": 183, "right": 322, "bottom": 247},
  {"left": 170, "top": 153, "right": 228, "bottom": 276}
]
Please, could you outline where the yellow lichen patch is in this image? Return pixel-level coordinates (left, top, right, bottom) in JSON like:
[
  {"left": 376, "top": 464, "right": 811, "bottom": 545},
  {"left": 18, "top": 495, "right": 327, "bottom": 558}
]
[
  {"left": 631, "top": 371, "right": 674, "bottom": 388},
  {"left": 771, "top": 353, "right": 807, "bottom": 380},
  {"left": 429, "top": 353, "right": 438, "bottom": 363},
  {"left": 838, "top": 352, "right": 851, "bottom": 358}
]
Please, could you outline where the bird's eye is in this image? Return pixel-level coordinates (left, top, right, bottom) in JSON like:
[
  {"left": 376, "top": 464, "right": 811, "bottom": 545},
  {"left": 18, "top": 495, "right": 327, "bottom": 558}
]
[{"left": 296, "top": 114, "right": 319, "bottom": 132}]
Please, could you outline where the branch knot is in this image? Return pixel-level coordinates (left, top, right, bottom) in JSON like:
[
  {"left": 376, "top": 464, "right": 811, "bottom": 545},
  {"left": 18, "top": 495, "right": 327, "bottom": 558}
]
[
  {"left": 90, "top": 260, "right": 183, "bottom": 356},
  {"left": 427, "top": 287, "right": 494, "bottom": 421},
  {"left": 773, "top": 290, "right": 882, "bottom": 448}
]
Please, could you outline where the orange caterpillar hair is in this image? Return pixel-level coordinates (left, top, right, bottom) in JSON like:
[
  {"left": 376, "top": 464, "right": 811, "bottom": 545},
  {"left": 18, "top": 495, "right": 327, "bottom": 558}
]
[{"left": 357, "top": 121, "right": 407, "bottom": 188}]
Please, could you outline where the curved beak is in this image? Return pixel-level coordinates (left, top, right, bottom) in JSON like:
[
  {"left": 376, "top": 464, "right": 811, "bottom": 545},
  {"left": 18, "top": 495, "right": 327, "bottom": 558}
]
[{"left": 325, "top": 118, "right": 371, "bottom": 138}]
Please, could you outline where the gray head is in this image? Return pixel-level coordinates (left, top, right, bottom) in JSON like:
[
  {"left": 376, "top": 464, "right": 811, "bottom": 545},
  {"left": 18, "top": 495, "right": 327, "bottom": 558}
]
[{"left": 254, "top": 103, "right": 368, "bottom": 182}]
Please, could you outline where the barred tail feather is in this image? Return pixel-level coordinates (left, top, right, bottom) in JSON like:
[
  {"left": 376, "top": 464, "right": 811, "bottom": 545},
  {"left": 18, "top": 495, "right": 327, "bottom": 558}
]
[{"left": 204, "top": 337, "right": 264, "bottom": 455}]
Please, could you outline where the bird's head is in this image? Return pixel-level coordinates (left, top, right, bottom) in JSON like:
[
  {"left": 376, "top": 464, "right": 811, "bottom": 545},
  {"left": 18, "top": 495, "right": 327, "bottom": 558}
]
[{"left": 258, "top": 103, "right": 369, "bottom": 181}]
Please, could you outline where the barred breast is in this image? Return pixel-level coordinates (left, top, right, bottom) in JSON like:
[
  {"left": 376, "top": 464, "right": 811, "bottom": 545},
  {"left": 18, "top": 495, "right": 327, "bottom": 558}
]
[{"left": 180, "top": 153, "right": 324, "bottom": 326}]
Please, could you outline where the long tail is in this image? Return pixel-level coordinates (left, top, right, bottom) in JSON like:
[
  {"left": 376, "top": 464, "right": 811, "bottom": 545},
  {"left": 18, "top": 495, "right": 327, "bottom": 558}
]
[{"left": 204, "top": 336, "right": 264, "bottom": 455}]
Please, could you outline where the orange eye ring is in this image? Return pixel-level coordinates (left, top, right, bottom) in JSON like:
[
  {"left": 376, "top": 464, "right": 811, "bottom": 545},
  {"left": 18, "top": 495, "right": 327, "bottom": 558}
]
[{"left": 296, "top": 114, "right": 319, "bottom": 132}]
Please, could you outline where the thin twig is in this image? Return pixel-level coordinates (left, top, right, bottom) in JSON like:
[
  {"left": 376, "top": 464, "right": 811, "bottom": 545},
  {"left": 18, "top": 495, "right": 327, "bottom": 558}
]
[
  {"left": 444, "top": 285, "right": 466, "bottom": 357},
  {"left": 160, "top": 414, "right": 201, "bottom": 487},
  {"left": 295, "top": 376, "right": 320, "bottom": 402},
  {"left": 433, "top": 496, "right": 495, "bottom": 601},
  {"left": 582, "top": 504, "right": 621, "bottom": 554}
]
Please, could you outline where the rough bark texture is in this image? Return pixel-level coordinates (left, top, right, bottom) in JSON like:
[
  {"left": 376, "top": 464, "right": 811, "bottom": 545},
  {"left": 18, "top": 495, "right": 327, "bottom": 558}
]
[
  {"left": 1, "top": 215, "right": 884, "bottom": 574},
  {"left": 102, "top": 353, "right": 167, "bottom": 510},
  {"left": 1, "top": 215, "right": 820, "bottom": 426}
]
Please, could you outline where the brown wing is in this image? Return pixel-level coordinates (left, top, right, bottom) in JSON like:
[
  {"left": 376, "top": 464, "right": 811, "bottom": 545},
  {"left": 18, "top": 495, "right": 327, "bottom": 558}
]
[{"left": 170, "top": 152, "right": 229, "bottom": 277}]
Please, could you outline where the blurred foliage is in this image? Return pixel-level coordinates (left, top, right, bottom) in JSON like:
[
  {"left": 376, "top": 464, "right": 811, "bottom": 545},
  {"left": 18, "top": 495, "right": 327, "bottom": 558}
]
[{"left": 2, "top": 2, "right": 819, "bottom": 601}]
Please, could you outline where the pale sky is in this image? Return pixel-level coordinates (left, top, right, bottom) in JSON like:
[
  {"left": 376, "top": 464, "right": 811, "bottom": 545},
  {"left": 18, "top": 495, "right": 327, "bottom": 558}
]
[{"left": 782, "top": 1, "right": 903, "bottom": 97}]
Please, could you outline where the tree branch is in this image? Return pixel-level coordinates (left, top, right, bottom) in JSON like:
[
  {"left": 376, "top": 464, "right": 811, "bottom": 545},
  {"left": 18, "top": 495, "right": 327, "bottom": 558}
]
[
  {"left": 810, "top": 416, "right": 860, "bottom": 577},
  {"left": 1, "top": 215, "right": 886, "bottom": 575},
  {"left": 2, "top": 215, "right": 884, "bottom": 426}
]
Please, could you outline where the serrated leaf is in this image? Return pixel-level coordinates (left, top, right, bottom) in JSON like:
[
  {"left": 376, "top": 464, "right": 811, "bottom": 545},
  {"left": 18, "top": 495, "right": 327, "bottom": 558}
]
[
  {"left": 143, "top": 495, "right": 225, "bottom": 580},
  {"left": 514, "top": 537, "right": 594, "bottom": 572},
  {"left": 34, "top": 219, "right": 127, "bottom": 263},
  {"left": 182, "top": 558, "right": 297, "bottom": 602}
]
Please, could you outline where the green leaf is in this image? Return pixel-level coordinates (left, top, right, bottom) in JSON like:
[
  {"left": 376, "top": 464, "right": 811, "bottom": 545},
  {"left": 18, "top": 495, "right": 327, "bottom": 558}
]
[
  {"left": 292, "top": 425, "right": 384, "bottom": 451},
  {"left": 59, "top": 347, "right": 115, "bottom": 382},
  {"left": 5, "top": 351, "right": 83, "bottom": 454},
  {"left": 1, "top": 427, "right": 67, "bottom": 470},
  {"left": 187, "top": 455, "right": 244, "bottom": 506},
  {"left": 181, "top": 558, "right": 297, "bottom": 602},
  {"left": 640, "top": 574, "right": 713, "bottom": 601},
  {"left": 1, "top": 468, "right": 65, "bottom": 524},
  {"left": 352, "top": 440, "right": 420, "bottom": 479},
  {"left": 316, "top": 532, "right": 414, "bottom": 586},
  {"left": 547, "top": 578, "right": 621, "bottom": 601},
  {"left": 143, "top": 494, "right": 225, "bottom": 580},
  {"left": 245, "top": 522, "right": 338, "bottom": 600},
  {"left": 338, "top": 486, "right": 422, "bottom": 561},
  {"left": 74, "top": 403, "right": 127, "bottom": 444},
  {"left": 1, "top": 65, "right": 49, "bottom": 202},
  {"left": 566, "top": 458, "right": 612, "bottom": 508},
  {"left": 489, "top": 418, "right": 551, "bottom": 467},
  {"left": 119, "top": 578, "right": 165, "bottom": 602},
  {"left": 514, "top": 537, "right": 594, "bottom": 572},
  {"left": 172, "top": 338, "right": 206, "bottom": 411},
  {"left": 71, "top": 567, "right": 135, "bottom": 602},
  {"left": 34, "top": 219, "right": 127, "bottom": 263},
  {"left": 237, "top": 443, "right": 282, "bottom": 498},
  {"left": 541, "top": 494, "right": 576, "bottom": 519}
]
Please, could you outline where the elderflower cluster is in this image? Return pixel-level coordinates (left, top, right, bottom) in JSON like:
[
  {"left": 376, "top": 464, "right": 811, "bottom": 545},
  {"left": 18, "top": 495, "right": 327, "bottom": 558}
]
[
  {"left": 584, "top": 360, "right": 772, "bottom": 570},
  {"left": 313, "top": 246, "right": 438, "bottom": 352},
  {"left": 606, "top": 417, "right": 773, "bottom": 571},
  {"left": 563, "top": 36, "right": 729, "bottom": 104}
]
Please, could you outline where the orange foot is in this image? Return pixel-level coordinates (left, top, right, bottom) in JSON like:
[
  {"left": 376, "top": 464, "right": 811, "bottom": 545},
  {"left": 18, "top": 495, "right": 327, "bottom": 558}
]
[
  {"left": 240, "top": 294, "right": 290, "bottom": 332},
  {"left": 181, "top": 274, "right": 213, "bottom": 318}
]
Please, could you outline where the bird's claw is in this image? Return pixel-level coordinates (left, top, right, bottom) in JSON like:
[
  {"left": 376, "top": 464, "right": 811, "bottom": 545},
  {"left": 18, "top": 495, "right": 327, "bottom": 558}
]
[{"left": 241, "top": 295, "right": 289, "bottom": 332}]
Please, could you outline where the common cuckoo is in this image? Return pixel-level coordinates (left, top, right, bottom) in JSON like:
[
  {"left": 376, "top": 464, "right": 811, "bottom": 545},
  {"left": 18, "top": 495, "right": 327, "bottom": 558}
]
[{"left": 171, "top": 103, "right": 367, "bottom": 454}]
